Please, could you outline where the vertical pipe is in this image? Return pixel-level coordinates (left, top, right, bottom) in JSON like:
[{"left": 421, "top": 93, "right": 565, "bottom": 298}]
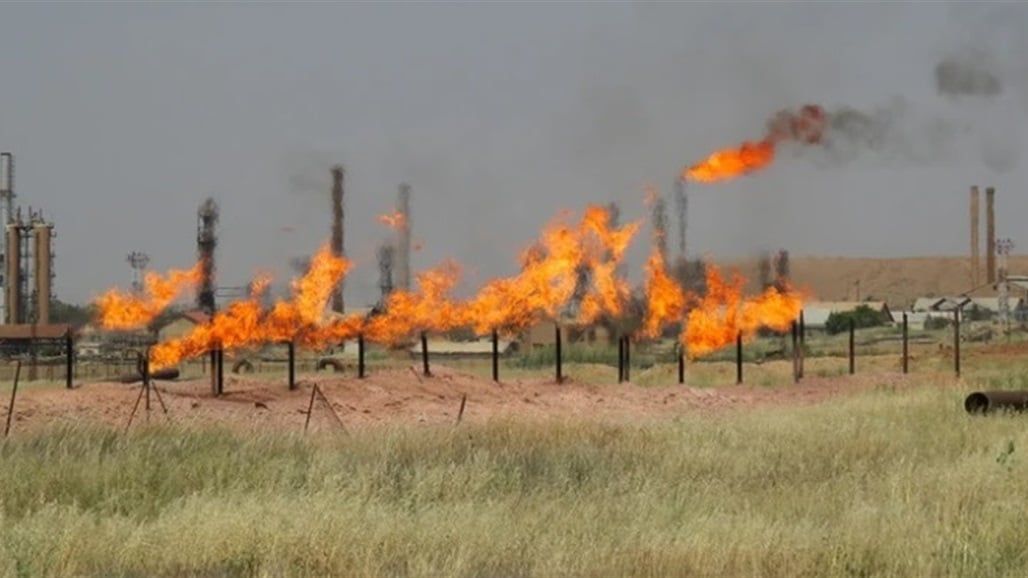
[
  {"left": 491, "top": 329, "right": 499, "bottom": 382},
  {"left": 216, "top": 348, "right": 224, "bottom": 395},
  {"left": 624, "top": 336, "right": 631, "bottom": 382},
  {"left": 986, "top": 187, "right": 996, "bottom": 284},
  {"left": 798, "top": 310, "right": 806, "bottom": 378},
  {"left": 357, "top": 334, "right": 365, "bottom": 379},
  {"left": 612, "top": 335, "right": 620, "bottom": 378},
  {"left": 902, "top": 313, "right": 909, "bottom": 374},
  {"left": 848, "top": 318, "right": 856, "bottom": 375},
  {"left": 209, "top": 349, "right": 217, "bottom": 395},
  {"left": 143, "top": 355, "right": 151, "bottom": 413},
  {"left": 954, "top": 309, "right": 961, "bottom": 378},
  {"left": 65, "top": 330, "right": 73, "bottom": 389},
  {"left": 735, "top": 332, "right": 743, "bottom": 384},
  {"left": 791, "top": 321, "right": 799, "bottom": 383},
  {"left": 677, "top": 343, "right": 685, "bottom": 384},
  {"left": 555, "top": 324, "right": 563, "bottom": 384},
  {"left": 420, "top": 331, "right": 430, "bottom": 377},
  {"left": 971, "top": 186, "right": 980, "bottom": 286},
  {"left": 287, "top": 341, "right": 296, "bottom": 390}
]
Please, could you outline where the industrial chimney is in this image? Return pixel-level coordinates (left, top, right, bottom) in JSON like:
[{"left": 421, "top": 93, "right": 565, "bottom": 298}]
[
  {"left": 395, "top": 183, "right": 412, "bottom": 291},
  {"left": 32, "top": 219, "right": 53, "bottom": 324},
  {"left": 673, "top": 178, "right": 687, "bottom": 260},
  {"left": 970, "top": 186, "right": 980, "bottom": 287},
  {"left": 986, "top": 187, "right": 996, "bottom": 285},
  {"left": 196, "top": 198, "right": 219, "bottom": 315},
  {"left": 330, "top": 166, "right": 345, "bottom": 313},
  {"left": 4, "top": 218, "right": 20, "bottom": 325}
]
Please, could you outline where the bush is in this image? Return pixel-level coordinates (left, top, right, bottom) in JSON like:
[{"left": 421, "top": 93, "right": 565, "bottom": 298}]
[{"left": 825, "top": 305, "right": 888, "bottom": 335}]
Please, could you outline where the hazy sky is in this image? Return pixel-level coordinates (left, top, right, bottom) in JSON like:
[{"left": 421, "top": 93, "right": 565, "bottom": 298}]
[{"left": 1, "top": 3, "right": 1027, "bottom": 305}]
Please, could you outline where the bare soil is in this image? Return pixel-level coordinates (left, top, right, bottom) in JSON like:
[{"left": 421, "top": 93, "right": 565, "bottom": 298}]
[{"left": 4, "top": 363, "right": 941, "bottom": 433}]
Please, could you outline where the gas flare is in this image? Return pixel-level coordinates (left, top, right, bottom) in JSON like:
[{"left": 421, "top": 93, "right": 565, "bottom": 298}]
[
  {"left": 682, "top": 264, "right": 802, "bottom": 358},
  {"left": 684, "top": 104, "right": 826, "bottom": 183},
  {"left": 640, "top": 250, "right": 689, "bottom": 339},
  {"left": 95, "top": 263, "right": 203, "bottom": 330},
  {"left": 149, "top": 245, "right": 350, "bottom": 369},
  {"left": 377, "top": 212, "right": 407, "bottom": 230},
  {"left": 363, "top": 261, "right": 465, "bottom": 345}
]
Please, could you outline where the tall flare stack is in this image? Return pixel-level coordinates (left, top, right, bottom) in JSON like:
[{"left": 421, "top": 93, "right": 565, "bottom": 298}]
[
  {"left": 330, "top": 166, "right": 345, "bottom": 313},
  {"left": 395, "top": 183, "right": 412, "bottom": 291},
  {"left": 986, "top": 187, "right": 996, "bottom": 285},
  {"left": 32, "top": 219, "right": 53, "bottom": 324},
  {"left": 196, "top": 198, "right": 219, "bottom": 315},
  {"left": 673, "top": 178, "right": 687, "bottom": 260},
  {"left": 970, "top": 186, "right": 980, "bottom": 287}
]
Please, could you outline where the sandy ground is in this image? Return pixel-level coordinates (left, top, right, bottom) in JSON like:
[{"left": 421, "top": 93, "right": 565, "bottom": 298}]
[{"left": 2, "top": 363, "right": 941, "bottom": 433}]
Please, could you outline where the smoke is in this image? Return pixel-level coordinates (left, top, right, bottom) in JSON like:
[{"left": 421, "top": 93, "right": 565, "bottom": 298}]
[{"left": 935, "top": 48, "right": 1002, "bottom": 98}]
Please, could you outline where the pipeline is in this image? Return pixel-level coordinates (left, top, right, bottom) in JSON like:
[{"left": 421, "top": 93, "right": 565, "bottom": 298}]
[
  {"left": 965, "top": 391, "right": 1028, "bottom": 414},
  {"left": 120, "top": 368, "right": 180, "bottom": 384}
]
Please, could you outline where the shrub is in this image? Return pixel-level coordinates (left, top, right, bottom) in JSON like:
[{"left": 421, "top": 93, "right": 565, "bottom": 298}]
[{"left": 825, "top": 305, "right": 888, "bottom": 335}]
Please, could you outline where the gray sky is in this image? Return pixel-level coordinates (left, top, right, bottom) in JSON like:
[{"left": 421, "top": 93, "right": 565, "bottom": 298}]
[{"left": 1, "top": 3, "right": 1026, "bottom": 305}]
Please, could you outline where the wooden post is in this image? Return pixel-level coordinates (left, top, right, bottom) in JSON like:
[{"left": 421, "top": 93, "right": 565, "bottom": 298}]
[
  {"left": 555, "top": 324, "right": 563, "bottom": 384},
  {"left": 420, "top": 331, "right": 431, "bottom": 377},
  {"left": 735, "top": 332, "right": 743, "bottom": 384},
  {"left": 491, "top": 329, "right": 499, "bottom": 382},
  {"left": 954, "top": 309, "right": 961, "bottom": 378},
  {"left": 4, "top": 361, "right": 22, "bottom": 437},
  {"left": 287, "top": 341, "right": 296, "bottom": 390},
  {"left": 456, "top": 394, "right": 467, "bottom": 424},
  {"left": 65, "top": 330, "right": 74, "bottom": 389},
  {"left": 358, "top": 334, "right": 366, "bottom": 379},
  {"left": 848, "top": 317, "right": 856, "bottom": 375},
  {"left": 902, "top": 312, "right": 908, "bottom": 374}
]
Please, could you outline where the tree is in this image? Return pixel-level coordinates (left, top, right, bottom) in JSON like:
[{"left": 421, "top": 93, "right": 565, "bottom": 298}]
[
  {"left": 49, "top": 299, "right": 94, "bottom": 328},
  {"left": 824, "top": 305, "right": 887, "bottom": 335}
]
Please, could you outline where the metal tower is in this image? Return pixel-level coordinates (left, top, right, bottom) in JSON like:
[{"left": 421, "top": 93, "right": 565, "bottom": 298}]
[{"left": 126, "top": 251, "right": 150, "bottom": 294}]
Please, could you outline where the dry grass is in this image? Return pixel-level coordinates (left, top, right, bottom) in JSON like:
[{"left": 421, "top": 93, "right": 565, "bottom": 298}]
[{"left": 2, "top": 380, "right": 1028, "bottom": 577}]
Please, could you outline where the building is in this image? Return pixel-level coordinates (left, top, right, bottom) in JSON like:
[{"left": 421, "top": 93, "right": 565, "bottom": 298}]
[
  {"left": 801, "top": 301, "right": 893, "bottom": 331},
  {"left": 409, "top": 337, "right": 516, "bottom": 358}
]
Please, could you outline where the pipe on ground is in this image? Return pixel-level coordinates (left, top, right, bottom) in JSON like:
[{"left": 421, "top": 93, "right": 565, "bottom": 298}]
[
  {"left": 965, "top": 391, "right": 1028, "bottom": 414},
  {"left": 120, "top": 368, "right": 180, "bottom": 384}
]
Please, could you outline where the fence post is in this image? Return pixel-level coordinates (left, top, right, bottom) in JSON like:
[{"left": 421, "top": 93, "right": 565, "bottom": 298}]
[
  {"left": 555, "top": 324, "right": 563, "bottom": 384},
  {"left": 848, "top": 318, "right": 856, "bottom": 375},
  {"left": 735, "top": 332, "right": 743, "bottom": 384},
  {"left": 902, "top": 313, "right": 908, "bottom": 374},
  {"left": 287, "top": 341, "right": 296, "bottom": 390},
  {"left": 954, "top": 309, "right": 961, "bottom": 378}
]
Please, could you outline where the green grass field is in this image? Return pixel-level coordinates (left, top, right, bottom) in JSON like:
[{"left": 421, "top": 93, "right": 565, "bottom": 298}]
[{"left": 2, "top": 380, "right": 1028, "bottom": 577}]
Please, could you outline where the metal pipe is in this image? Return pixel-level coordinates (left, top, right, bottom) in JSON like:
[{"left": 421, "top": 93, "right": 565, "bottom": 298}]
[
  {"left": 617, "top": 335, "right": 624, "bottom": 383},
  {"left": 209, "top": 349, "right": 218, "bottom": 394},
  {"left": 143, "top": 355, "right": 151, "bottom": 413},
  {"left": 791, "top": 321, "right": 798, "bottom": 383},
  {"left": 735, "top": 332, "right": 743, "bottom": 384},
  {"left": 849, "top": 318, "right": 855, "bottom": 375},
  {"left": 65, "top": 330, "right": 74, "bottom": 389},
  {"left": 902, "top": 313, "right": 909, "bottom": 374},
  {"left": 799, "top": 310, "right": 806, "bottom": 379},
  {"left": 421, "top": 331, "right": 431, "bottom": 377},
  {"left": 555, "top": 324, "right": 563, "bottom": 384},
  {"left": 4, "top": 361, "right": 22, "bottom": 437},
  {"left": 678, "top": 343, "right": 685, "bottom": 385},
  {"left": 216, "top": 348, "right": 224, "bottom": 395},
  {"left": 358, "top": 334, "right": 365, "bottom": 379},
  {"left": 491, "top": 329, "right": 499, "bottom": 382},
  {"left": 965, "top": 390, "right": 1028, "bottom": 414},
  {"left": 623, "top": 336, "right": 631, "bottom": 382},
  {"left": 119, "top": 368, "right": 180, "bottom": 384},
  {"left": 287, "top": 341, "right": 296, "bottom": 390},
  {"left": 954, "top": 309, "right": 961, "bottom": 377}
]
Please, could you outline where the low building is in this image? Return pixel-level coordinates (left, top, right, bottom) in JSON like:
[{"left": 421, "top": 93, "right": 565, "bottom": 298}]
[
  {"left": 801, "top": 301, "right": 893, "bottom": 331},
  {"left": 409, "top": 337, "right": 516, "bottom": 358}
]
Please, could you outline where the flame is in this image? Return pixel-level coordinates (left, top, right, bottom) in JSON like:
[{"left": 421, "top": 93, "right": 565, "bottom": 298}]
[
  {"left": 682, "top": 264, "right": 802, "bottom": 358},
  {"left": 377, "top": 212, "right": 407, "bottom": 230},
  {"left": 639, "top": 250, "right": 689, "bottom": 339},
  {"left": 149, "top": 245, "right": 351, "bottom": 369},
  {"left": 363, "top": 261, "right": 465, "bottom": 345},
  {"left": 94, "top": 263, "right": 203, "bottom": 330},
  {"left": 684, "top": 104, "right": 826, "bottom": 183},
  {"left": 576, "top": 206, "right": 640, "bottom": 325}
]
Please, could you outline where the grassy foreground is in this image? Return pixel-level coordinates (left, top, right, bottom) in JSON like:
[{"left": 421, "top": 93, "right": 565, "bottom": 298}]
[{"left": 1, "top": 386, "right": 1027, "bottom": 577}]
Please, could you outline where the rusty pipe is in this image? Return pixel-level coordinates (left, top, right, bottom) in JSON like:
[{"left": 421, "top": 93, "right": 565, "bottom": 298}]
[
  {"left": 965, "top": 391, "right": 1028, "bottom": 414},
  {"left": 119, "top": 368, "right": 180, "bottom": 384}
]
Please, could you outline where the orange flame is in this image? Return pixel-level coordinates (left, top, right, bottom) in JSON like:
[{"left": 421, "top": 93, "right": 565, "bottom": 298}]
[
  {"left": 150, "top": 245, "right": 350, "bottom": 369},
  {"left": 94, "top": 263, "right": 203, "bottom": 330},
  {"left": 684, "top": 104, "right": 826, "bottom": 183},
  {"left": 363, "top": 261, "right": 465, "bottom": 345},
  {"left": 377, "top": 212, "right": 407, "bottom": 230},
  {"left": 682, "top": 264, "right": 802, "bottom": 358},
  {"left": 639, "top": 249, "right": 689, "bottom": 339}
]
